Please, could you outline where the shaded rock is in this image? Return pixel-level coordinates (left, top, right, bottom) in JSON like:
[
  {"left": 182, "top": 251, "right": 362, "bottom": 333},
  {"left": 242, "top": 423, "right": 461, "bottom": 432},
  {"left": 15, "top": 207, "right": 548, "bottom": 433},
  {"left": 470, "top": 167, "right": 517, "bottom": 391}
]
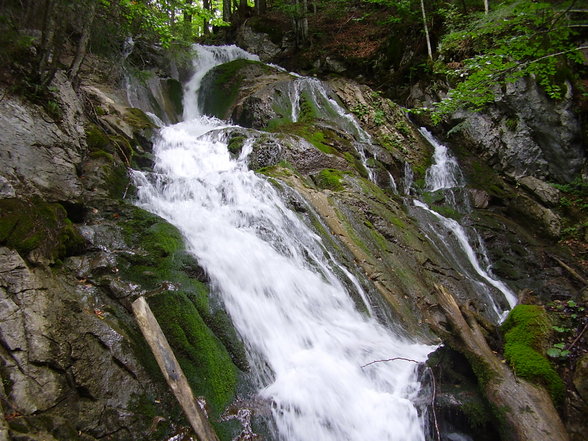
[
  {"left": 507, "top": 193, "right": 562, "bottom": 238},
  {"left": 447, "top": 78, "right": 584, "bottom": 184},
  {"left": 518, "top": 176, "right": 560, "bottom": 207},
  {"left": 236, "top": 24, "right": 281, "bottom": 62},
  {"left": 470, "top": 189, "right": 490, "bottom": 209},
  {"left": 573, "top": 353, "right": 588, "bottom": 402}
]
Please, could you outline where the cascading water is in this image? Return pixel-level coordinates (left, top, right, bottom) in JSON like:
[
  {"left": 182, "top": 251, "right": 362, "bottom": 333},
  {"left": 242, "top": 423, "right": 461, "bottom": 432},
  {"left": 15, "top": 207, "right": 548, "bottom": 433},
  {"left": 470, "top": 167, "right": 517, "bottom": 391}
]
[
  {"left": 133, "top": 45, "right": 434, "bottom": 441},
  {"left": 411, "top": 128, "right": 517, "bottom": 320},
  {"left": 286, "top": 77, "right": 377, "bottom": 182}
]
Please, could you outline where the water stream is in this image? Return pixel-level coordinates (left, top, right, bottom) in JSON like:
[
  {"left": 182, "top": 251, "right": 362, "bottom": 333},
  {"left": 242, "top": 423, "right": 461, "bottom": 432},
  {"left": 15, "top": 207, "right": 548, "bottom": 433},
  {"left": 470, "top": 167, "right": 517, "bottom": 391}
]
[
  {"left": 411, "top": 129, "right": 517, "bottom": 320},
  {"left": 133, "top": 45, "right": 434, "bottom": 441}
]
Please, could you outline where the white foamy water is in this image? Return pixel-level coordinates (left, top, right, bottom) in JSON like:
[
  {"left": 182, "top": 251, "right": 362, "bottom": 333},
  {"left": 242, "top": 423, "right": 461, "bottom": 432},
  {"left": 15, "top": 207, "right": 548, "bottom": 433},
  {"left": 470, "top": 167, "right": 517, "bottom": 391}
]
[
  {"left": 133, "top": 45, "right": 434, "bottom": 441},
  {"left": 419, "top": 128, "right": 463, "bottom": 192}
]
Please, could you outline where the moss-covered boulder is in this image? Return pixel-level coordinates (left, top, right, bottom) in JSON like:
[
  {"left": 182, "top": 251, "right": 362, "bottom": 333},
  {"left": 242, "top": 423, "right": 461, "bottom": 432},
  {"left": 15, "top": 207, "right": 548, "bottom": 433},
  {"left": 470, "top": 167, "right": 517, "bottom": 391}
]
[{"left": 0, "top": 198, "right": 84, "bottom": 265}]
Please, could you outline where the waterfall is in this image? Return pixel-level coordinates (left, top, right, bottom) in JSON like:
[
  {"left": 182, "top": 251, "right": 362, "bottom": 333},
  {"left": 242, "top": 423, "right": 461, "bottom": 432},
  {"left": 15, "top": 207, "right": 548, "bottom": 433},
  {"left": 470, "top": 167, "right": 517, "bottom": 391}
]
[
  {"left": 133, "top": 45, "right": 434, "bottom": 441},
  {"left": 287, "top": 77, "right": 377, "bottom": 182},
  {"left": 411, "top": 129, "right": 517, "bottom": 320}
]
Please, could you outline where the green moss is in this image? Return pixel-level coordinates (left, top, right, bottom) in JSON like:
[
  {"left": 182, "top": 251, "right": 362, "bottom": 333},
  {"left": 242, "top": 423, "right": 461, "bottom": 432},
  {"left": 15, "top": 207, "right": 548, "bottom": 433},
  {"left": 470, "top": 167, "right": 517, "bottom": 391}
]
[
  {"left": 501, "top": 305, "right": 565, "bottom": 403},
  {"left": 89, "top": 150, "right": 115, "bottom": 162},
  {"left": 501, "top": 305, "right": 551, "bottom": 351},
  {"left": 85, "top": 123, "right": 112, "bottom": 152},
  {"left": 119, "top": 206, "right": 241, "bottom": 424},
  {"left": 124, "top": 108, "right": 155, "bottom": 130},
  {"left": 105, "top": 164, "right": 131, "bottom": 199},
  {"left": 0, "top": 198, "right": 84, "bottom": 263},
  {"left": 148, "top": 291, "right": 237, "bottom": 417},
  {"left": 165, "top": 78, "right": 184, "bottom": 118},
  {"left": 227, "top": 135, "right": 246, "bottom": 155},
  {"left": 201, "top": 59, "right": 270, "bottom": 119},
  {"left": 315, "top": 169, "right": 345, "bottom": 191}
]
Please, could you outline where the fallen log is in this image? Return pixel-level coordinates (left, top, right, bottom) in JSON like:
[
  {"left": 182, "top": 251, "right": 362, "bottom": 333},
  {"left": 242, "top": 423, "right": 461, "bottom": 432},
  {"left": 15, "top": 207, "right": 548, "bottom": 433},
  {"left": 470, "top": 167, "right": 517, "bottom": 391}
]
[
  {"left": 429, "top": 284, "right": 569, "bottom": 441},
  {"left": 132, "top": 296, "right": 220, "bottom": 441}
]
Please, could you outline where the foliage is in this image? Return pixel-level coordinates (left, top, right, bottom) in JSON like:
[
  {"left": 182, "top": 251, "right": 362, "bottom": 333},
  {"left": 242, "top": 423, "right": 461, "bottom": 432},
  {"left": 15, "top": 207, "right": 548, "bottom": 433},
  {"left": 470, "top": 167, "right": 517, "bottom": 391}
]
[
  {"left": 545, "top": 299, "right": 587, "bottom": 361},
  {"left": 431, "top": 1, "right": 585, "bottom": 122}
]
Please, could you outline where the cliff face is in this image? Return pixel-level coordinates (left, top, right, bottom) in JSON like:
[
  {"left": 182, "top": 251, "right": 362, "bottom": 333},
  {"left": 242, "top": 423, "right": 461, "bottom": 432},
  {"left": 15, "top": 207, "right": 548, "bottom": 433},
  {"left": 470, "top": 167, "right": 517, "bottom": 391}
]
[
  {"left": 0, "top": 40, "right": 586, "bottom": 441},
  {"left": 0, "top": 62, "right": 244, "bottom": 440}
]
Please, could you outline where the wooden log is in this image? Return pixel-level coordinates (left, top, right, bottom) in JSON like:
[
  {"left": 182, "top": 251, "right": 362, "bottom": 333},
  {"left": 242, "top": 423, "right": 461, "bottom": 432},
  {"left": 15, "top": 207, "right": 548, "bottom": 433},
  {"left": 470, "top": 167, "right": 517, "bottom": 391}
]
[
  {"left": 430, "top": 284, "right": 569, "bottom": 441},
  {"left": 132, "top": 297, "right": 220, "bottom": 441}
]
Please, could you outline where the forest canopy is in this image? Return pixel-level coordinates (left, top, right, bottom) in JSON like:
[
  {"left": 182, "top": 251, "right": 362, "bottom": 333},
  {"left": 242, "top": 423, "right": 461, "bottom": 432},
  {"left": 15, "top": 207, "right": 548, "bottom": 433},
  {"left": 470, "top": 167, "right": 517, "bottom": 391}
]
[{"left": 0, "top": 0, "right": 585, "bottom": 118}]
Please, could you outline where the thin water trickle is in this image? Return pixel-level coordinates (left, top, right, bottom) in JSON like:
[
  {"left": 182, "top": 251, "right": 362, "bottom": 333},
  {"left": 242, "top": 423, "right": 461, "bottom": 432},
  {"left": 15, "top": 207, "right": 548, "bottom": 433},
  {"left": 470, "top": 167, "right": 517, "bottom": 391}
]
[
  {"left": 411, "top": 129, "right": 517, "bottom": 319},
  {"left": 133, "top": 45, "right": 434, "bottom": 441}
]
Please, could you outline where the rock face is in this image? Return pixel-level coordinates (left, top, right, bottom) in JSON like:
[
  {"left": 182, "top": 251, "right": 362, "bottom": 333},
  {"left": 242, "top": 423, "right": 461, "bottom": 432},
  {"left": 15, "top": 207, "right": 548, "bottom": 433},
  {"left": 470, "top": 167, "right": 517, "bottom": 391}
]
[
  {"left": 0, "top": 74, "right": 84, "bottom": 202},
  {"left": 0, "top": 69, "right": 243, "bottom": 440},
  {"left": 447, "top": 78, "right": 584, "bottom": 184}
]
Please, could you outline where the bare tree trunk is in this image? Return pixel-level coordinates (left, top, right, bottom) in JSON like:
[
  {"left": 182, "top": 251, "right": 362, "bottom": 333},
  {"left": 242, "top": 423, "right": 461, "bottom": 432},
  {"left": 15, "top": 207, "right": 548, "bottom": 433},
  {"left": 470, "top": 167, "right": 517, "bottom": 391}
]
[
  {"left": 429, "top": 285, "right": 570, "bottom": 441},
  {"left": 483, "top": 0, "right": 489, "bottom": 15},
  {"left": 420, "top": 0, "right": 433, "bottom": 61},
  {"left": 223, "top": 0, "right": 232, "bottom": 21},
  {"left": 203, "top": 0, "right": 211, "bottom": 34},
  {"left": 292, "top": 0, "right": 308, "bottom": 48},
  {"left": 38, "top": 0, "right": 57, "bottom": 79},
  {"left": 255, "top": 0, "right": 267, "bottom": 14},
  {"left": 68, "top": 0, "right": 97, "bottom": 81}
]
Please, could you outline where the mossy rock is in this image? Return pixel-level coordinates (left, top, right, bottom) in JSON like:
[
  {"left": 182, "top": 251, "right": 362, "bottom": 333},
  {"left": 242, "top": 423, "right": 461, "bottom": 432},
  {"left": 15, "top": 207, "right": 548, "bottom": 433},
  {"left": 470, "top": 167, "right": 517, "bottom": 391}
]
[
  {"left": 227, "top": 134, "right": 246, "bottom": 155},
  {"left": 117, "top": 205, "right": 243, "bottom": 430},
  {"left": 198, "top": 59, "right": 272, "bottom": 120},
  {"left": 124, "top": 107, "right": 156, "bottom": 130},
  {"left": 148, "top": 291, "right": 238, "bottom": 417},
  {"left": 86, "top": 123, "right": 113, "bottom": 153},
  {"left": 501, "top": 305, "right": 565, "bottom": 403},
  {"left": 315, "top": 169, "right": 345, "bottom": 191},
  {"left": 0, "top": 198, "right": 84, "bottom": 264}
]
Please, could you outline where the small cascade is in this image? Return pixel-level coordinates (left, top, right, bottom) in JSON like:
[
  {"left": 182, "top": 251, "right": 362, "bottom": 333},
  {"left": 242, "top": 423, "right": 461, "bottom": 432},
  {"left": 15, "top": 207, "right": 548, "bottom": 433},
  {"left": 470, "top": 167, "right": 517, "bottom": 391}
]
[
  {"left": 286, "top": 78, "right": 377, "bottom": 182},
  {"left": 183, "top": 45, "right": 259, "bottom": 120},
  {"left": 133, "top": 45, "right": 434, "bottom": 441},
  {"left": 403, "top": 162, "right": 415, "bottom": 196},
  {"left": 420, "top": 128, "right": 463, "bottom": 192},
  {"left": 388, "top": 172, "right": 398, "bottom": 193},
  {"left": 411, "top": 129, "right": 517, "bottom": 320}
]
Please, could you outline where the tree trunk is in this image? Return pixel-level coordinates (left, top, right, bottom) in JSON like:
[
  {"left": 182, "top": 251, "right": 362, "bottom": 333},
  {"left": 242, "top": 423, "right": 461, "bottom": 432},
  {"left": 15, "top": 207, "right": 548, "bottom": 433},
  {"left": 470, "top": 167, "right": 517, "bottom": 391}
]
[
  {"left": 185, "top": 0, "right": 193, "bottom": 23},
  {"left": 429, "top": 285, "right": 569, "bottom": 441},
  {"left": 223, "top": 0, "right": 232, "bottom": 21},
  {"left": 292, "top": 0, "right": 308, "bottom": 48},
  {"left": 203, "top": 0, "right": 211, "bottom": 34},
  {"left": 255, "top": 0, "right": 267, "bottom": 14},
  {"left": 420, "top": 0, "right": 433, "bottom": 61},
  {"left": 68, "top": 0, "right": 97, "bottom": 81},
  {"left": 37, "top": 0, "right": 57, "bottom": 80},
  {"left": 483, "top": 0, "right": 489, "bottom": 15}
]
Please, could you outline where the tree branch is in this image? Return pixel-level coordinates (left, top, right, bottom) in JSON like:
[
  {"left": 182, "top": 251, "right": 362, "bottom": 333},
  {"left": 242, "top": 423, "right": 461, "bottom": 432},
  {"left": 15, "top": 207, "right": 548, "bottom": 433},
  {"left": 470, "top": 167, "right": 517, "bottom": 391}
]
[{"left": 361, "top": 357, "right": 440, "bottom": 441}]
